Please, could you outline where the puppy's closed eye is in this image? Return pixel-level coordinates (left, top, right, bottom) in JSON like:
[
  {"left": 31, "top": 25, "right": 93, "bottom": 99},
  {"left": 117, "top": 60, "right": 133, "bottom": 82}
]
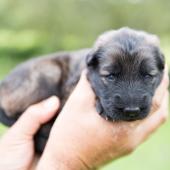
[{"left": 140, "top": 59, "right": 159, "bottom": 80}]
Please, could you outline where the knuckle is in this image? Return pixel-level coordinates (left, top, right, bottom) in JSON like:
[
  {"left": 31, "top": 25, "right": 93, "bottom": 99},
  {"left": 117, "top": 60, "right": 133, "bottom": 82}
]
[
  {"left": 161, "top": 112, "right": 168, "bottom": 123},
  {"left": 164, "top": 73, "right": 169, "bottom": 87},
  {"left": 153, "top": 98, "right": 161, "bottom": 111},
  {"left": 124, "top": 139, "right": 136, "bottom": 154},
  {"left": 129, "top": 143, "right": 136, "bottom": 152},
  {"left": 126, "top": 144, "right": 135, "bottom": 154},
  {"left": 165, "top": 77, "right": 169, "bottom": 87}
]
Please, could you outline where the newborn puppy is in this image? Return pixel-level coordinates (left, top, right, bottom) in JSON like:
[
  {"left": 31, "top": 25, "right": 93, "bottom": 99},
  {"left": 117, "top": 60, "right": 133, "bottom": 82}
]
[
  {"left": 0, "top": 27, "right": 165, "bottom": 152},
  {"left": 87, "top": 28, "right": 164, "bottom": 121}
]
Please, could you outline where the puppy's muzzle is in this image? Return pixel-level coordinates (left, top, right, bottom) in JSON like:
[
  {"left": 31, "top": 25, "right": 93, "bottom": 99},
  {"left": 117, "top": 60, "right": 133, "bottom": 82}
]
[{"left": 114, "top": 93, "right": 149, "bottom": 120}]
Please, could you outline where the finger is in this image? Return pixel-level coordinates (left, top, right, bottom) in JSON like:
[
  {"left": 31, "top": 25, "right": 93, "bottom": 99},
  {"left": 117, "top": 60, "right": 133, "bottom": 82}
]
[
  {"left": 67, "top": 70, "right": 96, "bottom": 106},
  {"left": 11, "top": 96, "right": 60, "bottom": 138},
  {"left": 137, "top": 90, "right": 169, "bottom": 141},
  {"left": 152, "top": 65, "right": 169, "bottom": 111}
]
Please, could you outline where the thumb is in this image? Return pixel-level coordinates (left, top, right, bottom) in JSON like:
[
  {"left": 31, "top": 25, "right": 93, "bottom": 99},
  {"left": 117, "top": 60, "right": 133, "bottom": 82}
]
[
  {"left": 10, "top": 96, "right": 60, "bottom": 138},
  {"left": 66, "top": 70, "right": 96, "bottom": 107}
]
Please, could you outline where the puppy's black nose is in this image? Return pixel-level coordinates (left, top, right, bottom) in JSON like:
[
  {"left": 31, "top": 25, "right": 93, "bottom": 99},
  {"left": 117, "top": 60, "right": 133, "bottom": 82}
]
[{"left": 123, "top": 107, "right": 140, "bottom": 118}]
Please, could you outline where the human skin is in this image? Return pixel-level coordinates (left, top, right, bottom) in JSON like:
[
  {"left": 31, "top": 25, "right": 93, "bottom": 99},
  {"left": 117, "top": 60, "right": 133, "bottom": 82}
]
[
  {"left": 37, "top": 66, "right": 169, "bottom": 170},
  {"left": 0, "top": 67, "right": 168, "bottom": 170},
  {"left": 0, "top": 96, "right": 60, "bottom": 170}
]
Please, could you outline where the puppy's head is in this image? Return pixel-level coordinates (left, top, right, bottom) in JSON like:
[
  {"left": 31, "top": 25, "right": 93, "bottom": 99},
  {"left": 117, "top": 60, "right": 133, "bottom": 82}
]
[{"left": 86, "top": 27, "right": 164, "bottom": 121}]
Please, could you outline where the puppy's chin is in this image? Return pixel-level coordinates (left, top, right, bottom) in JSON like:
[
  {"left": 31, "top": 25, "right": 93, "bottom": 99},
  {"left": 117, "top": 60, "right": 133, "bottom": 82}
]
[
  {"left": 119, "top": 113, "right": 149, "bottom": 122},
  {"left": 101, "top": 106, "right": 150, "bottom": 122}
]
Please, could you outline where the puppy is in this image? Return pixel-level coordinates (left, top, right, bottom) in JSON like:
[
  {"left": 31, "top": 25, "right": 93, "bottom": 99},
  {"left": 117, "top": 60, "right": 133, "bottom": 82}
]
[{"left": 0, "top": 27, "right": 165, "bottom": 152}]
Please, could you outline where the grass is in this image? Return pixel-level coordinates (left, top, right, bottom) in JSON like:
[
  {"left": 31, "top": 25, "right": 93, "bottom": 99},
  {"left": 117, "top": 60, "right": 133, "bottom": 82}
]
[{"left": 0, "top": 41, "right": 170, "bottom": 170}]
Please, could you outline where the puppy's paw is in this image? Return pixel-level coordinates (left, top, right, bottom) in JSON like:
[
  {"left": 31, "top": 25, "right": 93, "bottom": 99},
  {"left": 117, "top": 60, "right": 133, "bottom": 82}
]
[
  {"left": 0, "top": 108, "right": 17, "bottom": 126},
  {"left": 34, "top": 122, "right": 53, "bottom": 153}
]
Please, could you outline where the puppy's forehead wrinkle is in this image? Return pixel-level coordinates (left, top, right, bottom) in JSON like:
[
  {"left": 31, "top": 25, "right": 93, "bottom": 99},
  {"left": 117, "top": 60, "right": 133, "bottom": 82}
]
[
  {"left": 98, "top": 44, "right": 158, "bottom": 72},
  {"left": 99, "top": 45, "right": 160, "bottom": 77}
]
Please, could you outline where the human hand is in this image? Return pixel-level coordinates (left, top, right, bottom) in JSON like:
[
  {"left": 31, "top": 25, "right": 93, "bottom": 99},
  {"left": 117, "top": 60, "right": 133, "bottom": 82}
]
[
  {"left": 0, "top": 96, "right": 59, "bottom": 170},
  {"left": 37, "top": 66, "right": 169, "bottom": 170}
]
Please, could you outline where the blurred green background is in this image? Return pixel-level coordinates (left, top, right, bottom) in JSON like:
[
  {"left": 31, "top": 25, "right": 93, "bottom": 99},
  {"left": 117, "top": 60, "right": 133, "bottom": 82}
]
[{"left": 0, "top": 0, "right": 170, "bottom": 169}]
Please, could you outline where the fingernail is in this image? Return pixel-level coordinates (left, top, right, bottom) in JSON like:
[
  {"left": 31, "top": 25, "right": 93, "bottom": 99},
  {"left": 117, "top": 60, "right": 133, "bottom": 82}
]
[{"left": 43, "top": 96, "right": 59, "bottom": 109}]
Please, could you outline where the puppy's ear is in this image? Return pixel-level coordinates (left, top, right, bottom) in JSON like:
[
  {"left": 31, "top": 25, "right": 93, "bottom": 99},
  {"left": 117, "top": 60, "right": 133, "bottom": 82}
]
[
  {"left": 155, "top": 49, "right": 165, "bottom": 71},
  {"left": 145, "top": 33, "right": 164, "bottom": 70},
  {"left": 157, "top": 52, "right": 165, "bottom": 70},
  {"left": 86, "top": 51, "right": 99, "bottom": 67}
]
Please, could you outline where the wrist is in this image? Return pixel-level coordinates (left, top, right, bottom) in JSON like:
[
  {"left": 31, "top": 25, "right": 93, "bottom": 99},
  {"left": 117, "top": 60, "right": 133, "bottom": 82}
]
[{"left": 37, "top": 149, "right": 90, "bottom": 170}]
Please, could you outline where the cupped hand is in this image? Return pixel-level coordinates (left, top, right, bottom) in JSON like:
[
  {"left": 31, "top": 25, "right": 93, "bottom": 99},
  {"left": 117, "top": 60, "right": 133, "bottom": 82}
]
[{"left": 37, "top": 66, "right": 169, "bottom": 170}]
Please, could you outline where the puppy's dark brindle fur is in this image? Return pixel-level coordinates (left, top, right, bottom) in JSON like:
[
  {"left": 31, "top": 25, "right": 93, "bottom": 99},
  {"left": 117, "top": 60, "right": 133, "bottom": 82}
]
[{"left": 0, "top": 28, "right": 165, "bottom": 152}]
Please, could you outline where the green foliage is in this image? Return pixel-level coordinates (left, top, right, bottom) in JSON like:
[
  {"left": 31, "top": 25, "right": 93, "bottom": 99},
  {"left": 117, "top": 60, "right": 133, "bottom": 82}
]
[
  {"left": 0, "top": 0, "right": 170, "bottom": 56},
  {"left": 0, "top": 124, "right": 7, "bottom": 136},
  {"left": 0, "top": 30, "right": 43, "bottom": 58}
]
